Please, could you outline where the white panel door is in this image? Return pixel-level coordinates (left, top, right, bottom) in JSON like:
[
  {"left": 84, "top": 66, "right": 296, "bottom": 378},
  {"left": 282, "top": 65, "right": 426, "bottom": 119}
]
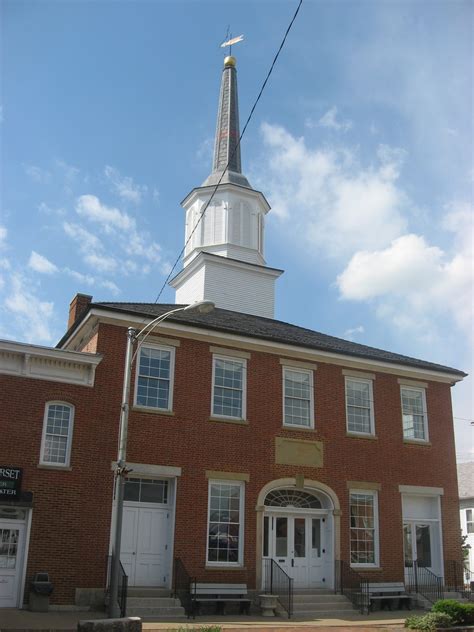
[
  {"left": 120, "top": 507, "right": 139, "bottom": 582},
  {"left": 0, "top": 523, "right": 25, "bottom": 608},
  {"left": 134, "top": 508, "right": 168, "bottom": 586},
  {"left": 121, "top": 505, "right": 169, "bottom": 587}
]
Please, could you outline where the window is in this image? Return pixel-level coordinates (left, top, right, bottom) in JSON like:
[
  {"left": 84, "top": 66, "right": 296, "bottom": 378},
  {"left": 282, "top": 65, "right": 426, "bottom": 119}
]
[
  {"left": 283, "top": 367, "right": 314, "bottom": 428},
  {"left": 401, "top": 386, "right": 428, "bottom": 441},
  {"left": 124, "top": 478, "right": 168, "bottom": 504},
  {"left": 207, "top": 480, "right": 244, "bottom": 565},
  {"left": 40, "top": 402, "right": 74, "bottom": 466},
  {"left": 212, "top": 355, "right": 246, "bottom": 419},
  {"left": 349, "top": 490, "right": 379, "bottom": 566},
  {"left": 135, "top": 344, "right": 175, "bottom": 411},
  {"left": 345, "top": 377, "right": 375, "bottom": 435},
  {"left": 467, "top": 509, "right": 474, "bottom": 534}
]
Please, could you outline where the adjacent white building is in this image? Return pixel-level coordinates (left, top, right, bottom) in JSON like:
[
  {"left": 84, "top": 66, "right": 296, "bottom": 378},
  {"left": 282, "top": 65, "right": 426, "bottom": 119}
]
[{"left": 458, "top": 462, "right": 474, "bottom": 575}]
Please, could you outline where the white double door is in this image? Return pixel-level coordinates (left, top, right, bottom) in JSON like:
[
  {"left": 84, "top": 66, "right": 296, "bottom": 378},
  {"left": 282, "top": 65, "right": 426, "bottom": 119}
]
[
  {"left": 268, "top": 513, "right": 326, "bottom": 588},
  {"left": 120, "top": 504, "right": 171, "bottom": 587},
  {"left": 403, "top": 521, "right": 442, "bottom": 576},
  {"left": 0, "top": 521, "right": 26, "bottom": 608}
]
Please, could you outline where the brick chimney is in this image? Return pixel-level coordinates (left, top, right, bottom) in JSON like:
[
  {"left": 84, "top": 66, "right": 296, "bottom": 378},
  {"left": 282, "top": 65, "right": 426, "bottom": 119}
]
[{"left": 68, "top": 293, "right": 92, "bottom": 329}]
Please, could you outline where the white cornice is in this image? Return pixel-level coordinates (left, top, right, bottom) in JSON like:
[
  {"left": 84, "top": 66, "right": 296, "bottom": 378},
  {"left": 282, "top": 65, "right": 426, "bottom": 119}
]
[
  {"left": 181, "top": 183, "right": 271, "bottom": 213},
  {"left": 170, "top": 252, "right": 283, "bottom": 288},
  {"left": 60, "top": 309, "right": 464, "bottom": 384},
  {"left": 0, "top": 338, "right": 102, "bottom": 387}
]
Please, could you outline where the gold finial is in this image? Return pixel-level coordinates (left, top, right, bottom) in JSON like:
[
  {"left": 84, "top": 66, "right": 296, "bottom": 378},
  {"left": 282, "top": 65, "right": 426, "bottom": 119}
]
[{"left": 224, "top": 55, "right": 236, "bottom": 67}]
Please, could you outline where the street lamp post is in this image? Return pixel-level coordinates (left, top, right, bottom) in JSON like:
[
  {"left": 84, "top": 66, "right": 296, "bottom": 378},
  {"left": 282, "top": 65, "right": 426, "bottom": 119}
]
[{"left": 108, "top": 301, "right": 215, "bottom": 617}]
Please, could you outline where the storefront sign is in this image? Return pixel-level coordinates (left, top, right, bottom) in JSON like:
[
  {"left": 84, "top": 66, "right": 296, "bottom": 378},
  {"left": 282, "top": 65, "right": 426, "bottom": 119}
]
[{"left": 0, "top": 466, "right": 22, "bottom": 499}]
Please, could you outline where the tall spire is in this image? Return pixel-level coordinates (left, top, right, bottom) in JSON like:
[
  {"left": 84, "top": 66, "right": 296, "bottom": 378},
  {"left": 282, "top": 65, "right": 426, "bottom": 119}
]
[{"left": 202, "top": 56, "right": 251, "bottom": 188}]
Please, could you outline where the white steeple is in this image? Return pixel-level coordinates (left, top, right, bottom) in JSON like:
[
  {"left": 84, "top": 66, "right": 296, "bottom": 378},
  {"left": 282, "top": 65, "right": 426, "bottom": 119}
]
[{"left": 170, "top": 56, "right": 283, "bottom": 318}]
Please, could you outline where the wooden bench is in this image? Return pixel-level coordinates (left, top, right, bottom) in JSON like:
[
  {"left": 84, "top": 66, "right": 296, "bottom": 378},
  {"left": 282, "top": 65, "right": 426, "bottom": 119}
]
[
  {"left": 367, "top": 582, "right": 411, "bottom": 611},
  {"left": 190, "top": 582, "right": 251, "bottom": 617}
]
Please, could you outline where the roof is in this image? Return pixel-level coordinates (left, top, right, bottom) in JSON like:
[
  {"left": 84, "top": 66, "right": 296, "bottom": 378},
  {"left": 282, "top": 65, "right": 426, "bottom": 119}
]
[
  {"left": 458, "top": 462, "right": 474, "bottom": 499},
  {"left": 59, "top": 301, "right": 466, "bottom": 378}
]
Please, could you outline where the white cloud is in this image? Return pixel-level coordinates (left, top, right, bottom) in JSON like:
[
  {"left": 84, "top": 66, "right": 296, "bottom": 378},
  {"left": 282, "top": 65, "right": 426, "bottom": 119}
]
[
  {"left": 63, "top": 221, "right": 104, "bottom": 254},
  {"left": 84, "top": 252, "right": 118, "bottom": 273},
  {"left": 0, "top": 226, "right": 7, "bottom": 249},
  {"left": 4, "top": 275, "right": 55, "bottom": 343},
  {"left": 337, "top": 204, "right": 473, "bottom": 340},
  {"left": 104, "top": 165, "right": 147, "bottom": 204},
  {"left": 256, "top": 122, "right": 408, "bottom": 257},
  {"left": 343, "top": 325, "right": 365, "bottom": 341},
  {"left": 28, "top": 251, "right": 59, "bottom": 275},
  {"left": 38, "top": 202, "right": 66, "bottom": 216},
  {"left": 64, "top": 268, "right": 120, "bottom": 295},
  {"left": 76, "top": 195, "right": 134, "bottom": 232},
  {"left": 24, "top": 164, "right": 51, "bottom": 184},
  {"left": 309, "top": 106, "right": 352, "bottom": 132}
]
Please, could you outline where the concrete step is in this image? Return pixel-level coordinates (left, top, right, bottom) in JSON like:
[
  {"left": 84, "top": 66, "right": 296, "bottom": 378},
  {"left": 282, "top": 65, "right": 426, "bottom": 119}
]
[
  {"left": 293, "top": 601, "right": 352, "bottom": 612},
  {"left": 127, "top": 597, "right": 180, "bottom": 608},
  {"left": 126, "top": 606, "right": 186, "bottom": 617},
  {"left": 127, "top": 587, "right": 171, "bottom": 598},
  {"left": 290, "top": 609, "right": 358, "bottom": 618},
  {"left": 293, "top": 594, "right": 351, "bottom": 604}
]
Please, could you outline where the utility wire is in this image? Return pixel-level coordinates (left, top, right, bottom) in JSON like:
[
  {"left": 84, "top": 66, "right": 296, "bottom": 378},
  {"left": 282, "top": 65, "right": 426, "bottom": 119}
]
[{"left": 153, "top": 0, "right": 304, "bottom": 304}]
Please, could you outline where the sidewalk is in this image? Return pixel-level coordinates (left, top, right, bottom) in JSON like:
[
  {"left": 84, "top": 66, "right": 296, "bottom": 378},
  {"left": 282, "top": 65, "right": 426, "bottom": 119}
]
[{"left": 0, "top": 608, "right": 415, "bottom": 632}]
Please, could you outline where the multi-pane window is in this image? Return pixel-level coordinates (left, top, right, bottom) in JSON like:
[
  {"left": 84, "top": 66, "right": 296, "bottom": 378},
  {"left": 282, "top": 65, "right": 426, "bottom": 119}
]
[
  {"left": 135, "top": 345, "right": 175, "bottom": 410},
  {"left": 467, "top": 509, "right": 474, "bottom": 534},
  {"left": 401, "top": 387, "right": 428, "bottom": 441},
  {"left": 345, "top": 378, "right": 374, "bottom": 435},
  {"left": 212, "top": 356, "right": 246, "bottom": 419},
  {"left": 124, "top": 478, "right": 168, "bottom": 504},
  {"left": 207, "top": 481, "right": 244, "bottom": 565},
  {"left": 350, "top": 490, "right": 379, "bottom": 566},
  {"left": 40, "top": 402, "right": 74, "bottom": 466},
  {"left": 283, "top": 367, "right": 314, "bottom": 428}
]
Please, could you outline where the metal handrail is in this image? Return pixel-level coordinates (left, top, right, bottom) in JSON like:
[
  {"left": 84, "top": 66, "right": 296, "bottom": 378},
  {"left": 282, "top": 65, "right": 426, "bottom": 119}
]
[
  {"left": 173, "top": 558, "right": 194, "bottom": 618},
  {"left": 445, "top": 559, "right": 473, "bottom": 599},
  {"left": 105, "top": 555, "right": 128, "bottom": 617},
  {"left": 335, "top": 560, "right": 369, "bottom": 614},
  {"left": 263, "top": 558, "right": 293, "bottom": 618},
  {"left": 405, "top": 560, "right": 443, "bottom": 604}
]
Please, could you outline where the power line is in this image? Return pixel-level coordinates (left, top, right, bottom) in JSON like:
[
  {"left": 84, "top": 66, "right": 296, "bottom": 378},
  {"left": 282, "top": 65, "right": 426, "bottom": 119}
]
[{"left": 153, "top": 0, "right": 304, "bottom": 304}]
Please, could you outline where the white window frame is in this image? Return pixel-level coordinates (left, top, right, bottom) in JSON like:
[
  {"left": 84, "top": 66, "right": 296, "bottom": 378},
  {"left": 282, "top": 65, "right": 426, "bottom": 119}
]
[
  {"left": 40, "top": 401, "right": 75, "bottom": 467},
  {"left": 467, "top": 509, "right": 474, "bottom": 534},
  {"left": 400, "top": 386, "right": 429, "bottom": 442},
  {"left": 345, "top": 377, "right": 375, "bottom": 436},
  {"left": 134, "top": 342, "right": 176, "bottom": 412},
  {"left": 211, "top": 354, "right": 247, "bottom": 420},
  {"left": 349, "top": 489, "right": 380, "bottom": 568},
  {"left": 282, "top": 366, "right": 314, "bottom": 429},
  {"left": 206, "top": 479, "right": 245, "bottom": 567}
]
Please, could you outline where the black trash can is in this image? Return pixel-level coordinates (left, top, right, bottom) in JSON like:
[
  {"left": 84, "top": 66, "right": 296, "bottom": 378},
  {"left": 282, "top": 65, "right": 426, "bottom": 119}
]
[{"left": 29, "top": 572, "right": 54, "bottom": 612}]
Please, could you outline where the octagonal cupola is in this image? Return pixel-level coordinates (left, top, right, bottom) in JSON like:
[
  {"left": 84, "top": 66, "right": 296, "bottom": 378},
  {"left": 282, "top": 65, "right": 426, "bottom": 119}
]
[{"left": 170, "top": 56, "right": 283, "bottom": 319}]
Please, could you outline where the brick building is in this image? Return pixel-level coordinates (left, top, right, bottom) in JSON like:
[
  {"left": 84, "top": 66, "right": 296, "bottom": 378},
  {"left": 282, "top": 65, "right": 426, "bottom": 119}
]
[{"left": 0, "top": 55, "right": 467, "bottom": 614}]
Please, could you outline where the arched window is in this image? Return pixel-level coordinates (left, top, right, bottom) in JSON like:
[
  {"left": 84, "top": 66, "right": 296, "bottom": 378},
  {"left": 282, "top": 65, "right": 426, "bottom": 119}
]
[
  {"left": 264, "top": 489, "right": 322, "bottom": 509},
  {"left": 40, "top": 402, "right": 74, "bottom": 467}
]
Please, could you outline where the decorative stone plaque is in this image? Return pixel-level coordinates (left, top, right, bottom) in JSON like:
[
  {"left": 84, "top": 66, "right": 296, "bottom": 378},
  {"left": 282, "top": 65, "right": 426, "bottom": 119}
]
[{"left": 275, "top": 437, "right": 323, "bottom": 468}]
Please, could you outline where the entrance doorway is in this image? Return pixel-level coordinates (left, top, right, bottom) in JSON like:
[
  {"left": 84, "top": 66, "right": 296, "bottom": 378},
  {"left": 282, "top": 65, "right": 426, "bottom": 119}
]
[
  {"left": 403, "top": 522, "right": 437, "bottom": 570},
  {"left": 265, "top": 514, "right": 326, "bottom": 588},
  {"left": 401, "top": 493, "right": 443, "bottom": 578},
  {"left": 0, "top": 508, "right": 29, "bottom": 608},
  {"left": 261, "top": 487, "right": 335, "bottom": 589},
  {"left": 120, "top": 478, "right": 174, "bottom": 587}
]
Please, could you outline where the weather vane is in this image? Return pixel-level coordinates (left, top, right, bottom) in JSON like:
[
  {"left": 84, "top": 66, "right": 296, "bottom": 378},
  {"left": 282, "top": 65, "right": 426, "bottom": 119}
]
[{"left": 220, "top": 25, "right": 244, "bottom": 56}]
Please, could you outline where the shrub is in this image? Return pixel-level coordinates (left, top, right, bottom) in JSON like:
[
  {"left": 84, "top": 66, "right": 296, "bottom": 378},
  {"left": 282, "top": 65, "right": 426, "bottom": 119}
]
[
  {"left": 462, "top": 602, "right": 474, "bottom": 624},
  {"left": 432, "top": 598, "right": 470, "bottom": 624},
  {"left": 405, "top": 612, "right": 453, "bottom": 630}
]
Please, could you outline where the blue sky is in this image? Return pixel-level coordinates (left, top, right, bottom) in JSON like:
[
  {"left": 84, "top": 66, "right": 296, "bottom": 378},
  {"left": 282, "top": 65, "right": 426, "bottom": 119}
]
[{"left": 1, "top": 0, "right": 472, "bottom": 459}]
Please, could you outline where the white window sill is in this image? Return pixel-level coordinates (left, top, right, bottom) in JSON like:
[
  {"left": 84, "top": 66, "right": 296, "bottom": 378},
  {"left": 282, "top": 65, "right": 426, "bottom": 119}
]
[
  {"left": 38, "top": 464, "right": 72, "bottom": 471},
  {"left": 346, "top": 432, "right": 378, "bottom": 440},
  {"left": 209, "top": 416, "right": 249, "bottom": 426},
  {"left": 133, "top": 405, "right": 175, "bottom": 416},
  {"left": 351, "top": 565, "right": 383, "bottom": 571},
  {"left": 282, "top": 423, "right": 315, "bottom": 432},
  {"left": 403, "top": 438, "right": 431, "bottom": 446},
  {"left": 205, "top": 564, "right": 246, "bottom": 570}
]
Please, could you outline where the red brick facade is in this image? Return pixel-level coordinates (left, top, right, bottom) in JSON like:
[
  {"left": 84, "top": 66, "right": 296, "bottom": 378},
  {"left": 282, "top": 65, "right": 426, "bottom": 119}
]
[{"left": 0, "top": 317, "right": 463, "bottom": 606}]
